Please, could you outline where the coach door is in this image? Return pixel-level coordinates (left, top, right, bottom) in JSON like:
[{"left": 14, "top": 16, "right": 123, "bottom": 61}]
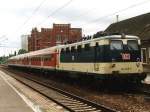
[
  {"left": 94, "top": 42, "right": 99, "bottom": 71},
  {"left": 141, "top": 48, "right": 147, "bottom": 64}
]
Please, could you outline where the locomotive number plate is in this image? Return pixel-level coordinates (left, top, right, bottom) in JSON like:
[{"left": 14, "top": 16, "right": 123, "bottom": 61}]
[{"left": 121, "top": 53, "right": 130, "bottom": 60}]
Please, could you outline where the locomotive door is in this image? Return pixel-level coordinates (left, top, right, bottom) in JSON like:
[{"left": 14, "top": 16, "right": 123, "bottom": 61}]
[
  {"left": 141, "top": 48, "right": 147, "bottom": 64},
  {"left": 94, "top": 42, "right": 99, "bottom": 71},
  {"left": 56, "top": 49, "right": 59, "bottom": 68}
]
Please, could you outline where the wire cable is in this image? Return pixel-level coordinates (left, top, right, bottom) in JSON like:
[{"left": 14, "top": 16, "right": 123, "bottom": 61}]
[
  {"left": 16, "top": 0, "right": 47, "bottom": 31},
  {"left": 37, "top": 0, "right": 73, "bottom": 26},
  {"left": 83, "top": 0, "right": 150, "bottom": 26}
]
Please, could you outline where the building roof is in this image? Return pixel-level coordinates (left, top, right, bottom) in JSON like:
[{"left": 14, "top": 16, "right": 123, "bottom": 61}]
[{"left": 105, "top": 13, "right": 150, "bottom": 40}]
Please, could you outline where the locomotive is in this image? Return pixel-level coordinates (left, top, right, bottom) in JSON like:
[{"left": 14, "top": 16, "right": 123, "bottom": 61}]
[{"left": 8, "top": 35, "right": 146, "bottom": 83}]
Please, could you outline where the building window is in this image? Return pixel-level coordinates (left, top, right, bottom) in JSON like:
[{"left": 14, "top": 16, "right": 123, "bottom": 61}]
[{"left": 56, "top": 35, "right": 61, "bottom": 41}]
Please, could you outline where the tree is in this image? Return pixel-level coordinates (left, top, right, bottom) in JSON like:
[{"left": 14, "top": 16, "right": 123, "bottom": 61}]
[
  {"left": 14, "top": 51, "right": 17, "bottom": 56},
  {"left": 18, "top": 49, "right": 28, "bottom": 55}
]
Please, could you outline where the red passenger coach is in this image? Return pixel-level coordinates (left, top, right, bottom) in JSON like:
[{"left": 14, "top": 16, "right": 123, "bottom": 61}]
[
  {"left": 8, "top": 46, "right": 58, "bottom": 70},
  {"left": 42, "top": 53, "right": 57, "bottom": 67},
  {"left": 39, "top": 51, "right": 57, "bottom": 69}
]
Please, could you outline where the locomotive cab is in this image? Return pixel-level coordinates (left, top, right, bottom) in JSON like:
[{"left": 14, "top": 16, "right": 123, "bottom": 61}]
[
  {"left": 94, "top": 35, "right": 146, "bottom": 82},
  {"left": 109, "top": 39, "right": 142, "bottom": 74}
]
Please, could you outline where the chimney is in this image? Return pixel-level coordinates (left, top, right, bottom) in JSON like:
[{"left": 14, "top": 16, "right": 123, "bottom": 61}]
[{"left": 116, "top": 15, "right": 119, "bottom": 23}]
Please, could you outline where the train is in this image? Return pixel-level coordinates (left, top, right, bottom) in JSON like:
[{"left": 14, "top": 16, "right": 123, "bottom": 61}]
[{"left": 8, "top": 34, "right": 146, "bottom": 83}]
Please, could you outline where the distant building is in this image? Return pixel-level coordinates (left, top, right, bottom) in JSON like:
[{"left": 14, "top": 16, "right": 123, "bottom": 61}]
[
  {"left": 28, "top": 23, "right": 82, "bottom": 51},
  {"left": 21, "top": 35, "right": 28, "bottom": 51},
  {"left": 28, "top": 28, "right": 40, "bottom": 51}
]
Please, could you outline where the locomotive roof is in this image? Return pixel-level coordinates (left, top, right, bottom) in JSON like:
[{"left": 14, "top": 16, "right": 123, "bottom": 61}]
[
  {"left": 9, "top": 35, "right": 139, "bottom": 60},
  {"left": 58, "top": 35, "right": 139, "bottom": 48}
]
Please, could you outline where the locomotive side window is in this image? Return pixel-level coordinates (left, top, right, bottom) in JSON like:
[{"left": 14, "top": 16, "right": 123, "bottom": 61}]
[
  {"left": 61, "top": 48, "right": 64, "bottom": 53},
  {"left": 84, "top": 44, "right": 90, "bottom": 51},
  {"left": 71, "top": 46, "right": 75, "bottom": 52},
  {"left": 66, "top": 47, "right": 70, "bottom": 53},
  {"left": 110, "top": 40, "right": 123, "bottom": 50},
  {"left": 127, "top": 40, "right": 138, "bottom": 50},
  {"left": 77, "top": 45, "right": 82, "bottom": 52}
]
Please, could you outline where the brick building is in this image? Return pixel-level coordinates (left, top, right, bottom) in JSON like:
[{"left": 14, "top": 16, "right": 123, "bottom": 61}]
[
  {"left": 28, "top": 24, "right": 82, "bottom": 51},
  {"left": 28, "top": 28, "right": 40, "bottom": 51}
]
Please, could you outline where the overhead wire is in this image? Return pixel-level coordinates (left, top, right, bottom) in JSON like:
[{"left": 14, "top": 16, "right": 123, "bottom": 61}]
[
  {"left": 82, "top": 0, "right": 150, "bottom": 27},
  {"left": 37, "top": 0, "right": 74, "bottom": 26},
  {"left": 8, "top": 0, "right": 47, "bottom": 50},
  {"left": 16, "top": 0, "right": 47, "bottom": 32},
  {"left": 65, "top": 7, "right": 97, "bottom": 21},
  {"left": 3, "top": 0, "right": 73, "bottom": 52}
]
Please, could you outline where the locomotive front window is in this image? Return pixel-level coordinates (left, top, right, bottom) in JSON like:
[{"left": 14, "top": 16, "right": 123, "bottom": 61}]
[
  {"left": 110, "top": 40, "right": 123, "bottom": 50},
  {"left": 127, "top": 40, "right": 138, "bottom": 50}
]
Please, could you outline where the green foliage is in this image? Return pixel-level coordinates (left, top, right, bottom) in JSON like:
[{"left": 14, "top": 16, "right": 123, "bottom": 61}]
[
  {"left": 0, "top": 56, "right": 8, "bottom": 64},
  {"left": 18, "top": 49, "right": 28, "bottom": 55},
  {"left": 0, "top": 49, "right": 28, "bottom": 64}
]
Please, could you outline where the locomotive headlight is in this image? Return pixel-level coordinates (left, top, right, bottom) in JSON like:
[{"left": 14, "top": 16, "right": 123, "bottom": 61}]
[{"left": 111, "top": 58, "right": 116, "bottom": 68}]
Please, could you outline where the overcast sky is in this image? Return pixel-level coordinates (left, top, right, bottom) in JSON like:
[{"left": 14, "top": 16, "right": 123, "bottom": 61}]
[{"left": 0, "top": 0, "right": 150, "bottom": 56}]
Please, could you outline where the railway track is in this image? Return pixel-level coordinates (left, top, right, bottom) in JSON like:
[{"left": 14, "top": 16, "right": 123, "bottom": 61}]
[{"left": 4, "top": 69, "right": 117, "bottom": 112}]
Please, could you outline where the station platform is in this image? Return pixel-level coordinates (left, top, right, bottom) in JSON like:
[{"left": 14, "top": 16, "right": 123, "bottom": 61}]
[{"left": 0, "top": 72, "right": 34, "bottom": 112}]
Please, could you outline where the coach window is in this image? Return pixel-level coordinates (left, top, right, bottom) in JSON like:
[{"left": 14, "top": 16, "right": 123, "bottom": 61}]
[
  {"left": 77, "top": 45, "right": 82, "bottom": 52},
  {"left": 48, "top": 56, "right": 51, "bottom": 61},
  {"left": 38, "top": 57, "right": 40, "bottom": 61},
  {"left": 45, "top": 57, "right": 48, "bottom": 61},
  {"left": 45, "top": 57, "right": 47, "bottom": 61}
]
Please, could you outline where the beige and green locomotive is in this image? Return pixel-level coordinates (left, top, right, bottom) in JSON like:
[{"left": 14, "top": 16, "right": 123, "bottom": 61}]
[{"left": 58, "top": 35, "right": 146, "bottom": 83}]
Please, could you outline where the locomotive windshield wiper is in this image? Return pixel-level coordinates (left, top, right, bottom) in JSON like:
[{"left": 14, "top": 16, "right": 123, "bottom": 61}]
[
  {"left": 128, "top": 46, "right": 134, "bottom": 50},
  {"left": 111, "top": 45, "right": 117, "bottom": 50}
]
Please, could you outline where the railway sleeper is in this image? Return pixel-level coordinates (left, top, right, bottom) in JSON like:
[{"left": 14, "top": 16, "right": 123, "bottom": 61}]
[
  {"left": 72, "top": 108, "right": 97, "bottom": 112},
  {"left": 54, "top": 97, "right": 76, "bottom": 101},
  {"left": 60, "top": 100, "right": 84, "bottom": 105},
  {"left": 61, "top": 103, "right": 90, "bottom": 108},
  {"left": 69, "top": 106, "right": 95, "bottom": 110},
  {"left": 59, "top": 102, "right": 85, "bottom": 106},
  {"left": 89, "top": 110, "right": 102, "bottom": 112}
]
